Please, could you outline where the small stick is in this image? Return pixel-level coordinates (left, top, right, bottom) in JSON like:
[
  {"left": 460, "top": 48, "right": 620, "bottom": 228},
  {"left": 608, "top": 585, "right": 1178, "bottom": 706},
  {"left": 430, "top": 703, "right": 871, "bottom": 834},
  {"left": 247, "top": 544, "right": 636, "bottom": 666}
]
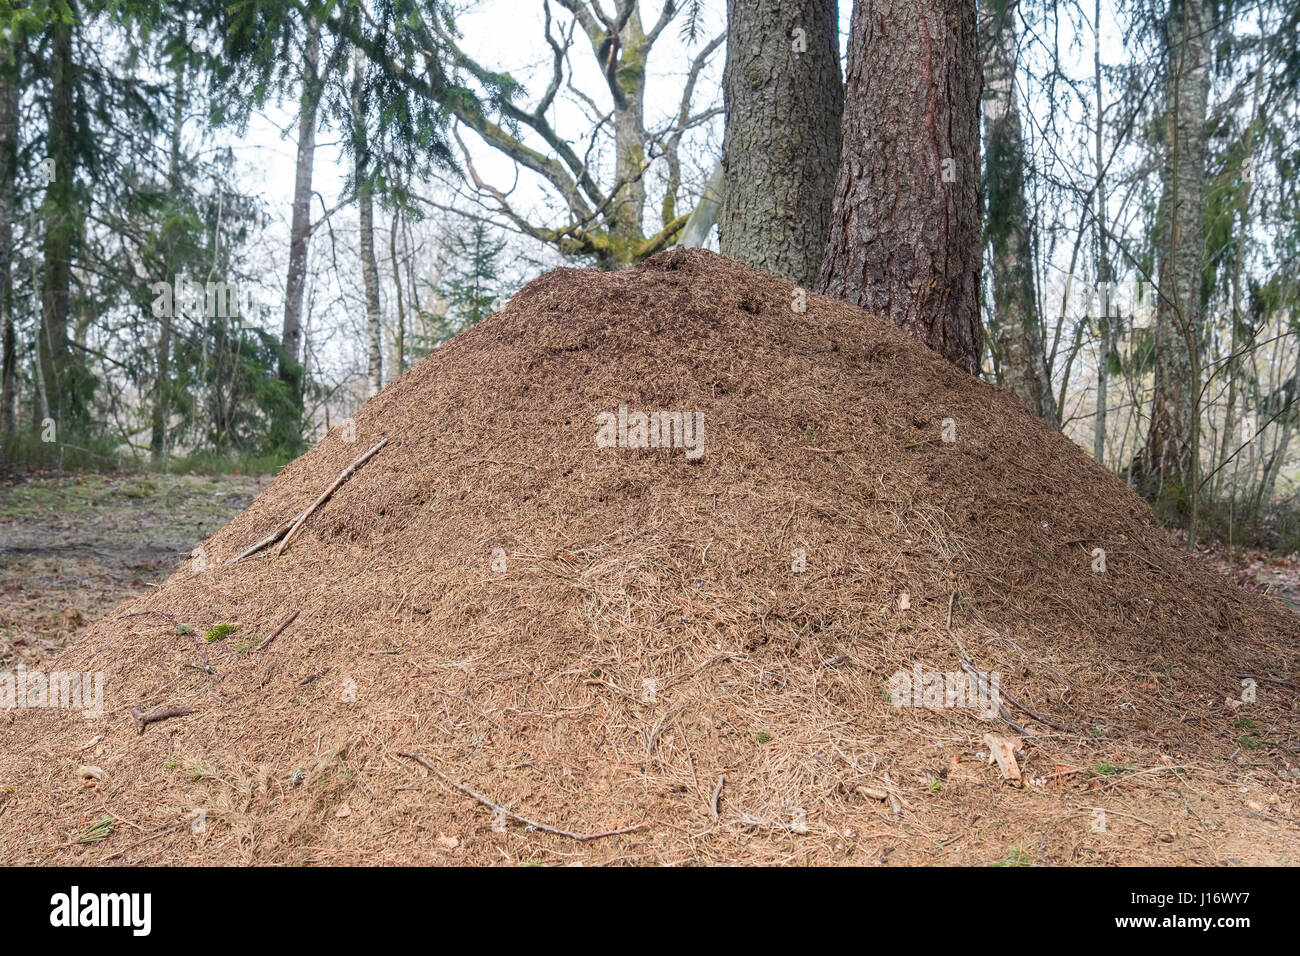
[
  {"left": 397, "top": 750, "right": 645, "bottom": 842},
  {"left": 711, "top": 775, "right": 725, "bottom": 821},
  {"left": 1239, "top": 673, "right": 1298, "bottom": 690},
  {"left": 257, "top": 609, "right": 300, "bottom": 651},
  {"left": 275, "top": 438, "right": 389, "bottom": 556},
  {"left": 883, "top": 772, "right": 903, "bottom": 820},
  {"left": 953, "top": 635, "right": 1069, "bottom": 734},
  {"left": 956, "top": 657, "right": 1033, "bottom": 736},
  {"left": 98, "top": 827, "right": 173, "bottom": 863},
  {"left": 227, "top": 514, "right": 302, "bottom": 564},
  {"left": 131, "top": 704, "right": 195, "bottom": 735}
]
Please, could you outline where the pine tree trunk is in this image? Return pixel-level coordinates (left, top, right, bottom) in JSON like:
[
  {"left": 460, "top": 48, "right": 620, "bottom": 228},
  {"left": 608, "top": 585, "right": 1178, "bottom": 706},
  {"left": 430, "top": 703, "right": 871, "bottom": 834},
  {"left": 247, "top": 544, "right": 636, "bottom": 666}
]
[
  {"left": 1139, "top": 0, "right": 1209, "bottom": 496},
  {"left": 981, "top": 0, "right": 1056, "bottom": 424},
  {"left": 151, "top": 26, "right": 185, "bottom": 463},
  {"left": 719, "top": 0, "right": 842, "bottom": 286},
  {"left": 280, "top": 19, "right": 320, "bottom": 434},
  {"left": 817, "top": 0, "right": 983, "bottom": 374},
  {"left": 353, "top": 50, "right": 382, "bottom": 396},
  {"left": 39, "top": 17, "right": 79, "bottom": 428},
  {"left": 0, "top": 38, "right": 18, "bottom": 443}
]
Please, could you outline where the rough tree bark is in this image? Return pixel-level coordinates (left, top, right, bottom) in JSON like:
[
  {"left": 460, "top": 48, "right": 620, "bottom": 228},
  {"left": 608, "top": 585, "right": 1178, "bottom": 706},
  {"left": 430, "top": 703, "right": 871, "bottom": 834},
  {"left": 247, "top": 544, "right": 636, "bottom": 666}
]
[
  {"left": 817, "top": 0, "right": 983, "bottom": 374},
  {"left": 279, "top": 19, "right": 321, "bottom": 437},
  {"left": 980, "top": 0, "right": 1057, "bottom": 425},
  {"left": 151, "top": 22, "right": 185, "bottom": 462},
  {"left": 0, "top": 38, "right": 18, "bottom": 442},
  {"left": 39, "top": 16, "right": 80, "bottom": 427},
  {"left": 719, "top": 0, "right": 842, "bottom": 286},
  {"left": 353, "top": 49, "right": 382, "bottom": 396},
  {"left": 1137, "top": 0, "right": 1209, "bottom": 497}
]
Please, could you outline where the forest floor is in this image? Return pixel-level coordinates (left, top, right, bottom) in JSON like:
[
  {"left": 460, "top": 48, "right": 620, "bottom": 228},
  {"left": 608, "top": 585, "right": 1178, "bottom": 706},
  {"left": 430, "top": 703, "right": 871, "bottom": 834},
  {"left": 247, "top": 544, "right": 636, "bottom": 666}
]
[
  {"left": 1200, "top": 543, "right": 1300, "bottom": 615},
  {"left": 0, "top": 471, "right": 267, "bottom": 670}
]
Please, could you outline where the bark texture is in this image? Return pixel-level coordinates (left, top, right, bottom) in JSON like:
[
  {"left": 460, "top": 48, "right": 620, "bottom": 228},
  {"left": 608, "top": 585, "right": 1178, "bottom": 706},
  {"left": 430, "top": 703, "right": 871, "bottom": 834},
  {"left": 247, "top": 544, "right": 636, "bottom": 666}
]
[
  {"left": 1138, "top": 0, "right": 1210, "bottom": 492},
  {"left": 280, "top": 20, "right": 321, "bottom": 430},
  {"left": 151, "top": 29, "right": 185, "bottom": 461},
  {"left": 0, "top": 39, "right": 18, "bottom": 442},
  {"left": 353, "top": 50, "right": 382, "bottom": 396},
  {"left": 719, "top": 0, "right": 842, "bottom": 286},
  {"left": 817, "top": 0, "right": 983, "bottom": 374},
  {"left": 980, "top": 0, "right": 1057, "bottom": 424},
  {"left": 39, "top": 17, "right": 80, "bottom": 426}
]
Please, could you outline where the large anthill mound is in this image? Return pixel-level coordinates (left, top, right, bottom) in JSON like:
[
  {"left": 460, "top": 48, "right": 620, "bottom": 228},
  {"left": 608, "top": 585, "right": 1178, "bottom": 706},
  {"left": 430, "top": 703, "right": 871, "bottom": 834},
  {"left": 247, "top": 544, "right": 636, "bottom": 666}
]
[{"left": 3, "top": 249, "right": 1298, "bottom": 865}]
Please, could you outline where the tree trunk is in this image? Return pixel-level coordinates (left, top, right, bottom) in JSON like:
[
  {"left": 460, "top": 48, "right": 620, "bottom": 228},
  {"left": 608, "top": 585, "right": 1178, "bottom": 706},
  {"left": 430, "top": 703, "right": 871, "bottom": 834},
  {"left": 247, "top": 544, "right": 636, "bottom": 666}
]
[
  {"left": 39, "top": 16, "right": 80, "bottom": 428},
  {"left": 980, "top": 0, "right": 1056, "bottom": 423},
  {"left": 679, "top": 159, "right": 724, "bottom": 249},
  {"left": 353, "top": 49, "right": 382, "bottom": 395},
  {"left": 1138, "top": 0, "right": 1210, "bottom": 497},
  {"left": 0, "top": 38, "right": 18, "bottom": 443},
  {"left": 817, "top": 0, "right": 983, "bottom": 374},
  {"left": 1090, "top": 0, "right": 1112, "bottom": 462},
  {"left": 719, "top": 0, "right": 842, "bottom": 286},
  {"left": 1214, "top": 64, "right": 1261, "bottom": 498},
  {"left": 280, "top": 19, "right": 320, "bottom": 436},
  {"left": 608, "top": 7, "right": 648, "bottom": 267},
  {"left": 151, "top": 23, "right": 185, "bottom": 463},
  {"left": 390, "top": 211, "right": 406, "bottom": 375}
]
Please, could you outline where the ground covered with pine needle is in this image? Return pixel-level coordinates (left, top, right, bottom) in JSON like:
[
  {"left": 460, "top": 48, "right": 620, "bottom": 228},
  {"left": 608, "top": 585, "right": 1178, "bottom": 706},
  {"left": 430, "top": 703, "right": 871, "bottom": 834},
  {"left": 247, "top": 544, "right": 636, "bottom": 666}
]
[{"left": 2, "top": 249, "right": 1298, "bottom": 865}]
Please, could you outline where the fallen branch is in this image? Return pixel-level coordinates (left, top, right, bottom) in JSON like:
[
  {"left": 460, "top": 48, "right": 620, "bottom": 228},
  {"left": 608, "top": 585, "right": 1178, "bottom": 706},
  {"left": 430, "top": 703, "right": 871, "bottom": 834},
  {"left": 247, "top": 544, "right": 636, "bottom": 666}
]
[
  {"left": 275, "top": 438, "right": 389, "bottom": 556},
  {"left": 257, "top": 609, "right": 301, "bottom": 652},
  {"left": 955, "top": 655, "right": 1031, "bottom": 736},
  {"left": 131, "top": 704, "right": 195, "bottom": 735},
  {"left": 227, "top": 514, "right": 302, "bottom": 564},
  {"left": 396, "top": 750, "right": 645, "bottom": 842},
  {"left": 951, "top": 633, "right": 1070, "bottom": 735}
]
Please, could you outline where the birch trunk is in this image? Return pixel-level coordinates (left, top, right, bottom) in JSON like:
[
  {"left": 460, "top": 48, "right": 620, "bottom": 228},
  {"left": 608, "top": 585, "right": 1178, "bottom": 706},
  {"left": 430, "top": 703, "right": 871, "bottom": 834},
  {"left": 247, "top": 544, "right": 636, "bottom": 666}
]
[
  {"left": 279, "top": 20, "right": 321, "bottom": 434},
  {"left": 1139, "top": 0, "right": 1210, "bottom": 499},
  {"left": 353, "top": 49, "right": 382, "bottom": 395},
  {"left": 981, "top": 0, "right": 1057, "bottom": 423}
]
